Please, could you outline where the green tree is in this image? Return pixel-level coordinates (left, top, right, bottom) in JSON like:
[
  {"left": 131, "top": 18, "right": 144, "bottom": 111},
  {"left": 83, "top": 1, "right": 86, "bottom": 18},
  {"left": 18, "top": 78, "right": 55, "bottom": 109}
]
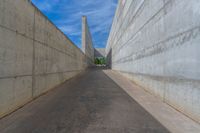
[{"left": 95, "top": 57, "right": 106, "bottom": 65}]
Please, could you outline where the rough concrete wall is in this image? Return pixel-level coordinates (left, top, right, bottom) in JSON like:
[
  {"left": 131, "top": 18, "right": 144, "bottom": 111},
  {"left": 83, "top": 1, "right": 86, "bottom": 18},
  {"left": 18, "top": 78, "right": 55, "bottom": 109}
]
[
  {"left": 0, "top": 0, "right": 88, "bottom": 118},
  {"left": 82, "top": 16, "right": 94, "bottom": 64},
  {"left": 94, "top": 48, "right": 105, "bottom": 58},
  {"left": 106, "top": 0, "right": 200, "bottom": 123}
]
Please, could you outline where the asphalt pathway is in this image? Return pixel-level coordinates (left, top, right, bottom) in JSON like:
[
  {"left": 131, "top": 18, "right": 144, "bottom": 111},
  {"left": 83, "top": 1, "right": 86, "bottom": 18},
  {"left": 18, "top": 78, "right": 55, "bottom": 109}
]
[{"left": 0, "top": 68, "right": 169, "bottom": 133}]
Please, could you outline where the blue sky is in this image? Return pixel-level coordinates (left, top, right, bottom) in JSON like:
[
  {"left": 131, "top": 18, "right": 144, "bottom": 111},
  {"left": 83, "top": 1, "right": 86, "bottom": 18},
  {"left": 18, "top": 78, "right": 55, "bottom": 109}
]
[{"left": 31, "top": 0, "right": 118, "bottom": 48}]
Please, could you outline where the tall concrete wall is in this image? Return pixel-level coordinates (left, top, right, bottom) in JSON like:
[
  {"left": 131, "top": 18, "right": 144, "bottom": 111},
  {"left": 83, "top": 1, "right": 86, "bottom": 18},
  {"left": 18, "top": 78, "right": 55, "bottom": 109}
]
[
  {"left": 0, "top": 0, "right": 89, "bottom": 118},
  {"left": 106, "top": 0, "right": 200, "bottom": 123},
  {"left": 82, "top": 16, "right": 94, "bottom": 64},
  {"left": 94, "top": 48, "right": 105, "bottom": 58}
]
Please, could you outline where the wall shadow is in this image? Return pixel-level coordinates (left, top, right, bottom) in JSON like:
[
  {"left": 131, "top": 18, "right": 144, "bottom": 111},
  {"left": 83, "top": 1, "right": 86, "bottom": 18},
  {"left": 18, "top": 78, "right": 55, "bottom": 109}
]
[
  {"left": 106, "top": 49, "right": 112, "bottom": 69},
  {"left": 94, "top": 49, "right": 105, "bottom": 58}
]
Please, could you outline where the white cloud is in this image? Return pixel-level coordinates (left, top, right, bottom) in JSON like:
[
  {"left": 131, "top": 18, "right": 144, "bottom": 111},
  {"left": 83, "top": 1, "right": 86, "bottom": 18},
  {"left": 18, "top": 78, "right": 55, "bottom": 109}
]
[{"left": 32, "top": 0, "right": 118, "bottom": 48}]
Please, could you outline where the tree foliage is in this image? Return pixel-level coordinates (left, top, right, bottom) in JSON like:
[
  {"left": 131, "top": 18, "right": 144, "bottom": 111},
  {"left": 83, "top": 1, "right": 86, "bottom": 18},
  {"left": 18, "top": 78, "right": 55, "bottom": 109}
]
[{"left": 95, "top": 57, "right": 106, "bottom": 65}]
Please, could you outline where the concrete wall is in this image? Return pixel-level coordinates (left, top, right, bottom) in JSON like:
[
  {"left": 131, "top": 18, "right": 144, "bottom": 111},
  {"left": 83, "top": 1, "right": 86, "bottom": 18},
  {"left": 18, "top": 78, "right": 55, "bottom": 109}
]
[
  {"left": 106, "top": 0, "right": 200, "bottom": 123},
  {"left": 94, "top": 48, "right": 105, "bottom": 58},
  {"left": 82, "top": 16, "right": 94, "bottom": 64},
  {"left": 0, "top": 0, "right": 89, "bottom": 118}
]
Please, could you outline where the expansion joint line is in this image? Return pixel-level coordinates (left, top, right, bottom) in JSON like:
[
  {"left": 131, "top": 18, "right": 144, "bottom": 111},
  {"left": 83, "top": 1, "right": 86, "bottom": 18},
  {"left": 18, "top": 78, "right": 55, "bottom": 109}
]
[{"left": 32, "top": 9, "right": 36, "bottom": 98}]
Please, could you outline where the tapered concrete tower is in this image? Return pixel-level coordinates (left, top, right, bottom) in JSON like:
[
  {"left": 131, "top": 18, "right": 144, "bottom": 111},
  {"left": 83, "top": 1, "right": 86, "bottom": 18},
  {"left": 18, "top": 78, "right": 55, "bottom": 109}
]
[{"left": 82, "top": 16, "right": 94, "bottom": 64}]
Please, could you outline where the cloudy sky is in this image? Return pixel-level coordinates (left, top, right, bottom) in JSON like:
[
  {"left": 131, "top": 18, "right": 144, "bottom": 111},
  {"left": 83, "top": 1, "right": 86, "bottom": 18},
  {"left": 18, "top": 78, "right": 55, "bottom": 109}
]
[{"left": 31, "top": 0, "right": 118, "bottom": 48}]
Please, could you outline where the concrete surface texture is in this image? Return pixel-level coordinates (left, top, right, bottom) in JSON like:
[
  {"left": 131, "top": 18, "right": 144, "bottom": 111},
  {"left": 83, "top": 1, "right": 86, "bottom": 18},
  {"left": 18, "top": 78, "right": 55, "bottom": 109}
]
[
  {"left": 0, "top": 68, "right": 169, "bottom": 133},
  {"left": 104, "top": 70, "right": 200, "bottom": 133},
  {"left": 82, "top": 16, "right": 94, "bottom": 64},
  {"left": 106, "top": 0, "right": 200, "bottom": 123},
  {"left": 94, "top": 48, "right": 105, "bottom": 58},
  {"left": 0, "top": 0, "right": 91, "bottom": 118}
]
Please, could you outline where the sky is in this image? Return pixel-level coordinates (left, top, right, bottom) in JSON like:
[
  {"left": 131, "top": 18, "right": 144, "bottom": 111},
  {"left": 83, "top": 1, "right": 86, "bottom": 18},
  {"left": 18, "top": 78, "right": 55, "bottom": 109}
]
[{"left": 31, "top": 0, "right": 118, "bottom": 48}]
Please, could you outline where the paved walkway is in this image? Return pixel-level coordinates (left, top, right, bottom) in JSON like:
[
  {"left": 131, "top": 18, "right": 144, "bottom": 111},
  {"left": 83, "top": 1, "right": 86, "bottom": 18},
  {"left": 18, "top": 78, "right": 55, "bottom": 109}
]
[{"left": 0, "top": 68, "right": 169, "bottom": 133}]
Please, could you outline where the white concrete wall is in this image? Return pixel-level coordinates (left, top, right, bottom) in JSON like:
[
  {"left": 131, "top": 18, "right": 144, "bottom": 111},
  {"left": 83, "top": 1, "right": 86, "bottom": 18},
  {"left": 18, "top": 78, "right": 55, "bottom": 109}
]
[
  {"left": 82, "top": 16, "right": 94, "bottom": 65},
  {"left": 0, "top": 0, "right": 89, "bottom": 118},
  {"left": 106, "top": 0, "right": 200, "bottom": 123}
]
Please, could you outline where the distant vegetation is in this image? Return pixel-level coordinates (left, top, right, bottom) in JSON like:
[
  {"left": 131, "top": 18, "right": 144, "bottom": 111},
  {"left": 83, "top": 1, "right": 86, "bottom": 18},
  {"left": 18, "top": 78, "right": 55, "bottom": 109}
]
[{"left": 95, "top": 57, "right": 106, "bottom": 65}]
